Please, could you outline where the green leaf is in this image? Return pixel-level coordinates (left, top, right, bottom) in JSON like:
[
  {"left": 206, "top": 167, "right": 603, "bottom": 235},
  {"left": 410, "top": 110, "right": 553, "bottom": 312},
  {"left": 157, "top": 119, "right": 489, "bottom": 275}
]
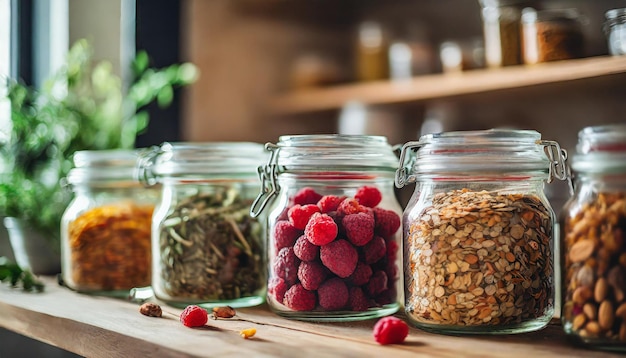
[
  {"left": 156, "top": 85, "right": 174, "bottom": 107},
  {"left": 133, "top": 51, "right": 150, "bottom": 76}
]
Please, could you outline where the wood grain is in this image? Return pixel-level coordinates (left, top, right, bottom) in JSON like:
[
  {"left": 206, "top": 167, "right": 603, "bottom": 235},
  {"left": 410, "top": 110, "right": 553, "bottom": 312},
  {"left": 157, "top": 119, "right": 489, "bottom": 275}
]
[
  {"left": 0, "top": 277, "right": 622, "bottom": 357},
  {"left": 269, "top": 56, "right": 626, "bottom": 114}
]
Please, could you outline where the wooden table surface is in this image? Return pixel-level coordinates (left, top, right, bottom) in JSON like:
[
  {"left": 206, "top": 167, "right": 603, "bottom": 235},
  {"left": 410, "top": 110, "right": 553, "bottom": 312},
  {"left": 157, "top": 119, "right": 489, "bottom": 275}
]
[{"left": 0, "top": 277, "right": 620, "bottom": 357}]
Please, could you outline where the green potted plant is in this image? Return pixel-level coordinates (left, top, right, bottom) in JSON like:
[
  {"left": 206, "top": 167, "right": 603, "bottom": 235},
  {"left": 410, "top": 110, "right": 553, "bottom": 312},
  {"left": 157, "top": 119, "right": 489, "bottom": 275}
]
[{"left": 0, "top": 39, "right": 198, "bottom": 275}]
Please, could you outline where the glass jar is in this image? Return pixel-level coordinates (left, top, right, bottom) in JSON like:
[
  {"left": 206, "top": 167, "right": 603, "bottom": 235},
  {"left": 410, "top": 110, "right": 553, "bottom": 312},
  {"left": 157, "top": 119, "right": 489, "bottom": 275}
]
[
  {"left": 561, "top": 124, "right": 626, "bottom": 351},
  {"left": 138, "top": 142, "right": 266, "bottom": 308},
  {"left": 480, "top": 0, "right": 523, "bottom": 67},
  {"left": 251, "top": 135, "right": 402, "bottom": 321},
  {"left": 61, "top": 149, "right": 159, "bottom": 296},
  {"left": 521, "top": 8, "right": 584, "bottom": 65},
  {"left": 604, "top": 8, "right": 626, "bottom": 56},
  {"left": 396, "top": 129, "right": 569, "bottom": 334}
]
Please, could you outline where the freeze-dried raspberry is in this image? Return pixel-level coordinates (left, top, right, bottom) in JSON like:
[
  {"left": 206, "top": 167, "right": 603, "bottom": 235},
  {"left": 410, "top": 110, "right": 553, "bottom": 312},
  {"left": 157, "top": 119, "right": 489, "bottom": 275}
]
[
  {"left": 180, "top": 305, "right": 208, "bottom": 328},
  {"left": 304, "top": 212, "right": 338, "bottom": 246},
  {"left": 343, "top": 212, "right": 375, "bottom": 246},
  {"left": 367, "top": 270, "right": 388, "bottom": 296},
  {"left": 349, "top": 287, "right": 370, "bottom": 311},
  {"left": 274, "top": 220, "right": 302, "bottom": 251},
  {"left": 268, "top": 277, "right": 288, "bottom": 303},
  {"left": 386, "top": 260, "right": 398, "bottom": 281},
  {"left": 294, "top": 187, "right": 323, "bottom": 205},
  {"left": 386, "top": 239, "right": 399, "bottom": 261},
  {"left": 373, "top": 316, "right": 409, "bottom": 345},
  {"left": 375, "top": 288, "right": 395, "bottom": 305},
  {"left": 373, "top": 207, "right": 401, "bottom": 238},
  {"left": 337, "top": 198, "right": 369, "bottom": 216},
  {"left": 288, "top": 204, "right": 321, "bottom": 230},
  {"left": 363, "top": 236, "right": 386, "bottom": 264},
  {"left": 273, "top": 247, "right": 300, "bottom": 285},
  {"left": 298, "top": 261, "right": 327, "bottom": 290},
  {"left": 355, "top": 186, "right": 382, "bottom": 208},
  {"left": 349, "top": 262, "right": 373, "bottom": 286},
  {"left": 318, "top": 278, "right": 348, "bottom": 311},
  {"left": 317, "top": 195, "right": 346, "bottom": 213},
  {"left": 293, "top": 235, "right": 319, "bottom": 261},
  {"left": 320, "top": 239, "right": 358, "bottom": 278},
  {"left": 283, "top": 284, "right": 317, "bottom": 311}
]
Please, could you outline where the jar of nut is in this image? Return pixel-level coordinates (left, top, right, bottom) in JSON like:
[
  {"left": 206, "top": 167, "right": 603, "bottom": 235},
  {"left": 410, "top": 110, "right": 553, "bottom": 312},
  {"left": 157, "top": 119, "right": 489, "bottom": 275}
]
[
  {"left": 138, "top": 142, "right": 267, "bottom": 309},
  {"left": 251, "top": 135, "right": 402, "bottom": 321},
  {"left": 61, "top": 150, "right": 159, "bottom": 297},
  {"left": 396, "top": 129, "right": 569, "bottom": 334},
  {"left": 561, "top": 124, "right": 626, "bottom": 351}
]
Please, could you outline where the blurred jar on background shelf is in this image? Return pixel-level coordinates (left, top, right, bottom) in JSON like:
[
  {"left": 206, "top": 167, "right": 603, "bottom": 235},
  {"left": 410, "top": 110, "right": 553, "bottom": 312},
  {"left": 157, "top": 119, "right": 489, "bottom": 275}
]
[
  {"left": 356, "top": 21, "right": 390, "bottom": 81},
  {"left": 289, "top": 54, "right": 344, "bottom": 90},
  {"left": 604, "top": 8, "right": 626, "bottom": 56},
  {"left": 439, "top": 38, "right": 485, "bottom": 74},
  {"left": 388, "top": 23, "right": 436, "bottom": 81},
  {"left": 522, "top": 8, "right": 585, "bottom": 64},
  {"left": 480, "top": 0, "right": 524, "bottom": 67}
]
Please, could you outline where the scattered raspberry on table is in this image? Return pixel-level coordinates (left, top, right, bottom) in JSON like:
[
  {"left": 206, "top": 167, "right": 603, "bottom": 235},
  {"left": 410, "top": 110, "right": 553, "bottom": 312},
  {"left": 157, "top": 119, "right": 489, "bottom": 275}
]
[
  {"left": 373, "top": 316, "right": 409, "bottom": 345},
  {"left": 180, "top": 305, "right": 208, "bottom": 328}
]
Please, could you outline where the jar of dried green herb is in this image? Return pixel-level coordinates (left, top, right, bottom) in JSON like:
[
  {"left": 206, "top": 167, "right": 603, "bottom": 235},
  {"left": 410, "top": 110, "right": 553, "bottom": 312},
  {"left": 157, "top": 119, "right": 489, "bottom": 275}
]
[
  {"left": 138, "top": 142, "right": 267, "bottom": 308},
  {"left": 251, "top": 135, "right": 402, "bottom": 322}
]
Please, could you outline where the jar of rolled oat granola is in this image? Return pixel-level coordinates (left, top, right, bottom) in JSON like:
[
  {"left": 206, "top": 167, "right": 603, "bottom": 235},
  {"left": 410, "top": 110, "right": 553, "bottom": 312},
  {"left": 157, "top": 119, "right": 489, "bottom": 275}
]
[
  {"left": 61, "top": 150, "right": 159, "bottom": 297},
  {"left": 251, "top": 135, "right": 402, "bottom": 321},
  {"left": 561, "top": 124, "right": 626, "bottom": 351},
  {"left": 396, "top": 129, "right": 569, "bottom": 334},
  {"left": 138, "top": 142, "right": 267, "bottom": 309}
]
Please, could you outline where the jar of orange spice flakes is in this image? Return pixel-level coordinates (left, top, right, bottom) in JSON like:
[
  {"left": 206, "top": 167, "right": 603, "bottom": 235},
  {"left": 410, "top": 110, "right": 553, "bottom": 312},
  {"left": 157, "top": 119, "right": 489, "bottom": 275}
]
[{"left": 61, "top": 150, "right": 159, "bottom": 296}]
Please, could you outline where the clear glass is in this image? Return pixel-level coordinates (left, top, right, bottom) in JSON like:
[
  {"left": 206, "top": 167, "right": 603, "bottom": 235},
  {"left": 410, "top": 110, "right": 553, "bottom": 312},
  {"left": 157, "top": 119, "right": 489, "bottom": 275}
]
[
  {"left": 561, "top": 124, "right": 626, "bottom": 352},
  {"left": 398, "top": 129, "right": 566, "bottom": 334},
  {"left": 142, "top": 142, "right": 267, "bottom": 309},
  {"left": 604, "top": 8, "right": 626, "bottom": 56},
  {"left": 61, "top": 150, "right": 158, "bottom": 297},
  {"left": 255, "top": 135, "right": 402, "bottom": 321}
]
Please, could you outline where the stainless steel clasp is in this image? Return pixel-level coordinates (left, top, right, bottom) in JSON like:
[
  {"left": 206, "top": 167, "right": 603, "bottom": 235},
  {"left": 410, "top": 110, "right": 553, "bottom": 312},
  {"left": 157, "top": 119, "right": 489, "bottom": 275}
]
[
  {"left": 250, "top": 143, "right": 280, "bottom": 218},
  {"left": 540, "top": 140, "right": 573, "bottom": 193},
  {"left": 395, "top": 141, "right": 422, "bottom": 188}
]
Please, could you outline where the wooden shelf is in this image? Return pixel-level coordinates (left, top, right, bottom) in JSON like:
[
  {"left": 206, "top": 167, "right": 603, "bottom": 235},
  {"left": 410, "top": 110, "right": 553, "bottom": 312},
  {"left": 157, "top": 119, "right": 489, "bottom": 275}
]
[
  {"left": 269, "top": 56, "right": 626, "bottom": 115},
  {"left": 0, "top": 277, "right": 624, "bottom": 357}
]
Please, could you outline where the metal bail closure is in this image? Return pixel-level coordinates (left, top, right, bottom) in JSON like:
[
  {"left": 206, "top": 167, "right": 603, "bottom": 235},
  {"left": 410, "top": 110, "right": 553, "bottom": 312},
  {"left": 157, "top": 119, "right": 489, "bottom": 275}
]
[
  {"left": 395, "top": 141, "right": 422, "bottom": 188},
  {"left": 250, "top": 143, "right": 280, "bottom": 218},
  {"left": 136, "top": 145, "right": 162, "bottom": 187},
  {"left": 540, "top": 140, "right": 571, "bottom": 187}
]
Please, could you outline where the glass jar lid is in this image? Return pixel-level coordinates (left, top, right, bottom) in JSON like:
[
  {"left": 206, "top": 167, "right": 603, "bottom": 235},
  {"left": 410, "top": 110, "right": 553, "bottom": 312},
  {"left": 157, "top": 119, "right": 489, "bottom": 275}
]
[
  {"left": 250, "top": 134, "right": 397, "bottom": 217},
  {"left": 138, "top": 142, "right": 266, "bottom": 185},
  {"left": 605, "top": 8, "right": 626, "bottom": 28},
  {"left": 271, "top": 134, "right": 398, "bottom": 171},
  {"left": 572, "top": 124, "right": 626, "bottom": 174},
  {"left": 395, "top": 129, "right": 569, "bottom": 187},
  {"left": 66, "top": 149, "right": 142, "bottom": 185}
]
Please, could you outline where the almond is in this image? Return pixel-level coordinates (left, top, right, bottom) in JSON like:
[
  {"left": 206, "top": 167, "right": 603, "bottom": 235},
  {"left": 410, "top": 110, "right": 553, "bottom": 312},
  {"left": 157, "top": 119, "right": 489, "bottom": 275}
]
[
  {"left": 616, "top": 302, "right": 626, "bottom": 318},
  {"left": 598, "top": 300, "right": 615, "bottom": 331},
  {"left": 569, "top": 240, "right": 595, "bottom": 263},
  {"left": 573, "top": 286, "right": 593, "bottom": 305},
  {"left": 594, "top": 278, "right": 608, "bottom": 303}
]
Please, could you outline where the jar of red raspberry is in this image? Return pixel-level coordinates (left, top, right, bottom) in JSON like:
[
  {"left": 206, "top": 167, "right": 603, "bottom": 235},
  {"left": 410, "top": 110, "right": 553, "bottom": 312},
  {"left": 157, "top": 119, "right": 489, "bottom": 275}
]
[
  {"left": 396, "top": 129, "right": 570, "bottom": 334},
  {"left": 251, "top": 135, "right": 402, "bottom": 321},
  {"left": 138, "top": 142, "right": 267, "bottom": 309}
]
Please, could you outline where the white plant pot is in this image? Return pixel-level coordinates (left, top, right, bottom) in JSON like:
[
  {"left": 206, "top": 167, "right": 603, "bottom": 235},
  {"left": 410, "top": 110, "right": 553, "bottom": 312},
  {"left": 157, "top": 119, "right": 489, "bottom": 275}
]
[
  {"left": 4, "top": 217, "right": 61, "bottom": 275},
  {"left": 0, "top": 216, "right": 16, "bottom": 262}
]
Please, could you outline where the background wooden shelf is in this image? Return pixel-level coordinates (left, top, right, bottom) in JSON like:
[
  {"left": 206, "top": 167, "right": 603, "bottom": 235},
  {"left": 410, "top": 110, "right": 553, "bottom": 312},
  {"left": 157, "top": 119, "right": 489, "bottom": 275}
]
[
  {"left": 1, "top": 277, "right": 624, "bottom": 357},
  {"left": 269, "top": 56, "right": 626, "bottom": 115}
]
